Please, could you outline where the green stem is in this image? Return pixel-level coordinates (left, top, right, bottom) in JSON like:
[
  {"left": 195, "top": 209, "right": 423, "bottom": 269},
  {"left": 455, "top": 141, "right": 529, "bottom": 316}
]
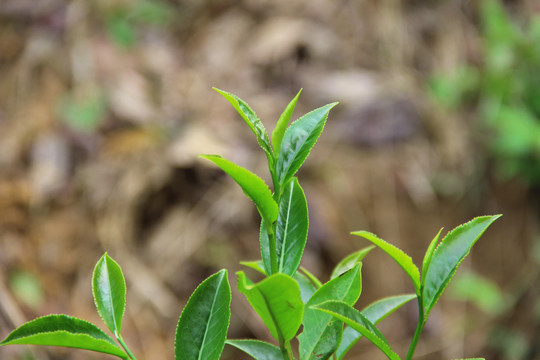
[
  {"left": 267, "top": 225, "right": 278, "bottom": 274},
  {"left": 278, "top": 338, "right": 293, "bottom": 360},
  {"left": 406, "top": 300, "right": 425, "bottom": 360},
  {"left": 117, "top": 335, "right": 138, "bottom": 360}
]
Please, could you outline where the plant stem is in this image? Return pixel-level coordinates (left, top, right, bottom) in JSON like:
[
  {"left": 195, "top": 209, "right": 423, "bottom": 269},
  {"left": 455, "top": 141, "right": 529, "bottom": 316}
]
[
  {"left": 267, "top": 224, "right": 279, "bottom": 274},
  {"left": 279, "top": 338, "right": 293, "bottom": 360},
  {"left": 406, "top": 301, "right": 425, "bottom": 360},
  {"left": 117, "top": 335, "right": 138, "bottom": 360}
]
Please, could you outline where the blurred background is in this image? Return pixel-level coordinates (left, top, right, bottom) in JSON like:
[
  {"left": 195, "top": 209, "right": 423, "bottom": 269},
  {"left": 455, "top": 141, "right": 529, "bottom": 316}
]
[{"left": 0, "top": 0, "right": 539, "bottom": 359}]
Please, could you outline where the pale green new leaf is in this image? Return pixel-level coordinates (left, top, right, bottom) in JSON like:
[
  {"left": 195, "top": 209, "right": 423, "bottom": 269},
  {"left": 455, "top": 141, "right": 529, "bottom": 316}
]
[
  {"left": 175, "top": 269, "right": 231, "bottom": 360},
  {"left": 336, "top": 294, "right": 416, "bottom": 359},
  {"left": 226, "top": 339, "right": 282, "bottom": 360},
  {"left": 421, "top": 228, "right": 443, "bottom": 286},
  {"left": 312, "top": 301, "right": 400, "bottom": 360},
  {"left": 201, "top": 155, "right": 278, "bottom": 225},
  {"left": 240, "top": 260, "right": 266, "bottom": 275},
  {"left": 422, "top": 215, "right": 501, "bottom": 318},
  {"left": 331, "top": 246, "right": 375, "bottom": 279},
  {"left": 352, "top": 231, "right": 420, "bottom": 295},
  {"left": 298, "top": 264, "right": 362, "bottom": 360},
  {"left": 214, "top": 88, "right": 274, "bottom": 161},
  {"left": 92, "top": 253, "right": 126, "bottom": 337},
  {"left": 0, "top": 315, "right": 127, "bottom": 359},
  {"left": 276, "top": 178, "right": 308, "bottom": 275},
  {"left": 275, "top": 102, "right": 338, "bottom": 187},
  {"left": 272, "top": 89, "right": 302, "bottom": 153},
  {"left": 237, "top": 272, "right": 303, "bottom": 342}
]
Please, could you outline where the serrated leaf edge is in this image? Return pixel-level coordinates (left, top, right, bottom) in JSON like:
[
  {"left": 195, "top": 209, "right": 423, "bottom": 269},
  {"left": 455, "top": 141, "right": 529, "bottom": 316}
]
[
  {"left": 0, "top": 314, "right": 119, "bottom": 346},
  {"left": 276, "top": 102, "right": 338, "bottom": 186},
  {"left": 92, "top": 253, "right": 126, "bottom": 337},
  {"left": 422, "top": 215, "right": 502, "bottom": 317},
  {"left": 174, "top": 269, "right": 231, "bottom": 360}
]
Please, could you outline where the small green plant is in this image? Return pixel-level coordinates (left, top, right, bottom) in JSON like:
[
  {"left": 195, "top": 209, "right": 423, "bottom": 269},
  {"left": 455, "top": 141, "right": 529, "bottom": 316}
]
[{"left": 1, "top": 89, "right": 500, "bottom": 359}]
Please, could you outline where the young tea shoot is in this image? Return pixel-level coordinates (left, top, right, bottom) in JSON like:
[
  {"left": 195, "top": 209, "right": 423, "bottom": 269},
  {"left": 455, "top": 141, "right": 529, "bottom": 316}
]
[{"left": 1, "top": 89, "right": 500, "bottom": 360}]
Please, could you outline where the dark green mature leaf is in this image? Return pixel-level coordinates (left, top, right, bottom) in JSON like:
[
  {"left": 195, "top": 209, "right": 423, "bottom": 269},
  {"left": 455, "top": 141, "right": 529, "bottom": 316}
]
[
  {"left": 422, "top": 215, "right": 501, "bottom": 317},
  {"left": 201, "top": 155, "right": 278, "bottom": 226},
  {"left": 226, "top": 339, "right": 282, "bottom": 360},
  {"left": 298, "top": 264, "right": 362, "bottom": 360},
  {"left": 352, "top": 231, "right": 420, "bottom": 295},
  {"left": 331, "top": 246, "right": 375, "bottom": 279},
  {"left": 214, "top": 88, "right": 274, "bottom": 161},
  {"left": 272, "top": 89, "right": 302, "bottom": 153},
  {"left": 92, "top": 253, "right": 126, "bottom": 337},
  {"left": 0, "top": 315, "right": 127, "bottom": 359},
  {"left": 312, "top": 301, "right": 400, "bottom": 360},
  {"left": 259, "top": 178, "right": 308, "bottom": 276},
  {"left": 237, "top": 272, "right": 303, "bottom": 342},
  {"left": 275, "top": 102, "right": 338, "bottom": 187},
  {"left": 175, "top": 269, "right": 231, "bottom": 360},
  {"left": 276, "top": 178, "right": 308, "bottom": 275},
  {"left": 336, "top": 294, "right": 416, "bottom": 359}
]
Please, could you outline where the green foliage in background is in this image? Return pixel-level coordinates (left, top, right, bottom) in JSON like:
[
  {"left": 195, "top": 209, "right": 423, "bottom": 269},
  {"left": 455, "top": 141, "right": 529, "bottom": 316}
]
[
  {"left": 106, "top": 0, "right": 174, "bottom": 48},
  {"left": 429, "top": 0, "right": 540, "bottom": 183},
  {"left": 1, "top": 90, "right": 500, "bottom": 359}
]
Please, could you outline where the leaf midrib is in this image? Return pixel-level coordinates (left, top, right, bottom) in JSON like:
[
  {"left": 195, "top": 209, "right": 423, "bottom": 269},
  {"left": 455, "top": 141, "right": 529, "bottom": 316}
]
[
  {"left": 197, "top": 274, "right": 223, "bottom": 360},
  {"left": 103, "top": 260, "right": 119, "bottom": 336},
  {"left": 278, "top": 183, "right": 294, "bottom": 273}
]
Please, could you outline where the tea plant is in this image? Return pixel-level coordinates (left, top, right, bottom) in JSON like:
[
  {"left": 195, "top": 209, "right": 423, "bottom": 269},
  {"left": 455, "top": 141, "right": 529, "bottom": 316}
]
[{"left": 0, "top": 89, "right": 500, "bottom": 359}]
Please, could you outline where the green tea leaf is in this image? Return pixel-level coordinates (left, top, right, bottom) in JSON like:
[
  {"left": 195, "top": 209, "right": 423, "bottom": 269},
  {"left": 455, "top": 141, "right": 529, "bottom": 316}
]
[
  {"left": 237, "top": 272, "right": 303, "bottom": 342},
  {"left": 272, "top": 89, "right": 302, "bottom": 153},
  {"left": 240, "top": 260, "right": 266, "bottom": 275},
  {"left": 312, "top": 301, "right": 399, "bottom": 360},
  {"left": 352, "top": 231, "right": 420, "bottom": 295},
  {"left": 92, "top": 253, "right": 126, "bottom": 337},
  {"left": 175, "top": 269, "right": 231, "bottom": 360},
  {"left": 226, "top": 339, "right": 282, "bottom": 360},
  {"left": 421, "top": 228, "right": 443, "bottom": 286},
  {"left": 201, "top": 155, "right": 278, "bottom": 225},
  {"left": 0, "top": 314, "right": 127, "bottom": 359},
  {"left": 214, "top": 88, "right": 274, "bottom": 162},
  {"left": 422, "top": 215, "right": 501, "bottom": 318},
  {"left": 275, "top": 102, "right": 338, "bottom": 187},
  {"left": 336, "top": 294, "right": 416, "bottom": 359},
  {"left": 331, "top": 246, "right": 375, "bottom": 279},
  {"left": 276, "top": 178, "right": 308, "bottom": 275},
  {"left": 259, "top": 220, "right": 273, "bottom": 275},
  {"left": 298, "top": 264, "right": 362, "bottom": 360}
]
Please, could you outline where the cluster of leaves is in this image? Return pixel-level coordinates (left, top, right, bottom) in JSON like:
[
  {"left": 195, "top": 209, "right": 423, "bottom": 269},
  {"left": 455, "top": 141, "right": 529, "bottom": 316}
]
[
  {"left": 429, "top": 0, "right": 540, "bottom": 183},
  {"left": 0, "top": 89, "right": 500, "bottom": 359}
]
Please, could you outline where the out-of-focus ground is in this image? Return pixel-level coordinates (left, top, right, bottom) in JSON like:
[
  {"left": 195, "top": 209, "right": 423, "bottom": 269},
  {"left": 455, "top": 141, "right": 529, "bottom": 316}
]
[{"left": 0, "top": 0, "right": 539, "bottom": 359}]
